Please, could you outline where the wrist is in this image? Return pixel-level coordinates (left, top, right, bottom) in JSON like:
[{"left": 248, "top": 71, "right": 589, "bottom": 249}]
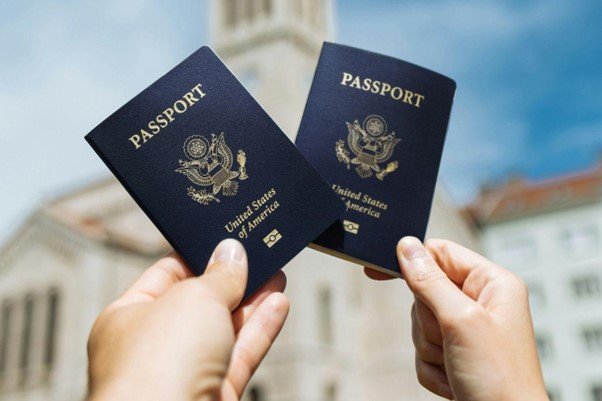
[
  {"left": 502, "top": 383, "right": 549, "bottom": 401},
  {"left": 87, "top": 378, "right": 192, "bottom": 401}
]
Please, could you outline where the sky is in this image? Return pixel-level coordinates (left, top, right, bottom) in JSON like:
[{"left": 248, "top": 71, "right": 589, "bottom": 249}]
[{"left": 0, "top": 0, "right": 601, "bottom": 242}]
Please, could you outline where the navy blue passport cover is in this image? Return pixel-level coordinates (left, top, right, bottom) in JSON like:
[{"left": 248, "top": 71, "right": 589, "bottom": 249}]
[
  {"left": 296, "top": 42, "right": 456, "bottom": 276},
  {"left": 85, "top": 46, "right": 345, "bottom": 299}
]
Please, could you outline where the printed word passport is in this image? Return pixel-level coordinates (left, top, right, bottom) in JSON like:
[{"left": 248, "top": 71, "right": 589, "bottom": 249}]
[
  {"left": 85, "top": 46, "right": 345, "bottom": 299},
  {"left": 296, "top": 42, "right": 456, "bottom": 276}
]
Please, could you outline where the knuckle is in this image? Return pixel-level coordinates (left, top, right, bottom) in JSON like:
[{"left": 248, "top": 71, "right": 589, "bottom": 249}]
[
  {"left": 185, "top": 265, "right": 246, "bottom": 306},
  {"left": 413, "top": 332, "right": 442, "bottom": 364},
  {"left": 424, "top": 239, "right": 437, "bottom": 255},
  {"left": 417, "top": 370, "right": 429, "bottom": 389},
  {"left": 514, "top": 275, "right": 529, "bottom": 296},
  {"left": 411, "top": 320, "right": 421, "bottom": 345},
  {"left": 415, "top": 337, "right": 431, "bottom": 358},
  {"left": 426, "top": 238, "right": 453, "bottom": 257},
  {"left": 415, "top": 361, "right": 434, "bottom": 391},
  {"left": 418, "top": 314, "right": 443, "bottom": 345},
  {"left": 210, "top": 261, "right": 246, "bottom": 286},
  {"left": 426, "top": 238, "right": 448, "bottom": 250},
  {"left": 458, "top": 304, "right": 485, "bottom": 322},
  {"left": 178, "top": 279, "right": 213, "bottom": 303},
  {"left": 149, "top": 257, "right": 186, "bottom": 285},
  {"left": 412, "top": 266, "right": 448, "bottom": 288},
  {"left": 234, "top": 343, "right": 257, "bottom": 376},
  {"left": 153, "top": 255, "right": 179, "bottom": 270},
  {"left": 153, "top": 256, "right": 181, "bottom": 275},
  {"left": 503, "top": 272, "right": 529, "bottom": 299},
  {"left": 267, "top": 293, "right": 290, "bottom": 316},
  {"left": 440, "top": 304, "right": 485, "bottom": 331}
]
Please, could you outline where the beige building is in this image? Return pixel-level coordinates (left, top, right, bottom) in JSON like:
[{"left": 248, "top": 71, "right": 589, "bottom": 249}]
[
  {"left": 0, "top": 1, "right": 479, "bottom": 400},
  {"left": 467, "top": 160, "right": 602, "bottom": 401}
]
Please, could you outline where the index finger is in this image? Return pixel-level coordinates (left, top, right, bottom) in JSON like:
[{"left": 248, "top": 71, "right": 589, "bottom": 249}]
[
  {"left": 426, "top": 239, "right": 502, "bottom": 283},
  {"left": 110, "top": 251, "right": 194, "bottom": 310},
  {"left": 398, "top": 237, "right": 473, "bottom": 322},
  {"left": 426, "top": 239, "right": 525, "bottom": 305}
]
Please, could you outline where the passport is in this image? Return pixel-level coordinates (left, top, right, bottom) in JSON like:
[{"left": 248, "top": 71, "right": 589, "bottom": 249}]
[
  {"left": 85, "top": 46, "right": 345, "bottom": 299},
  {"left": 296, "top": 42, "right": 456, "bottom": 276}
]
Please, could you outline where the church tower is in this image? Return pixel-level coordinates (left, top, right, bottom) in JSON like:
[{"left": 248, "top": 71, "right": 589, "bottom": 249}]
[{"left": 209, "top": 0, "right": 335, "bottom": 138}]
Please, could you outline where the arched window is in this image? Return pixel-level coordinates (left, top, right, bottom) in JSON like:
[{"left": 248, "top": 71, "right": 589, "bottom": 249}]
[
  {"left": 44, "top": 289, "right": 60, "bottom": 374},
  {"left": 0, "top": 301, "right": 12, "bottom": 379},
  {"left": 19, "top": 294, "right": 34, "bottom": 386}
]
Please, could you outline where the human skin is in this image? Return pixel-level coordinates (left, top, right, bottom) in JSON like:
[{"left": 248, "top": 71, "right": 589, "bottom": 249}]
[
  {"left": 87, "top": 239, "right": 289, "bottom": 401},
  {"left": 366, "top": 237, "right": 549, "bottom": 401}
]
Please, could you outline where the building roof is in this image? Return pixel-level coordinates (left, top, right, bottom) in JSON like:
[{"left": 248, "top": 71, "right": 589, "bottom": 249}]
[
  {"left": 41, "top": 177, "right": 170, "bottom": 256},
  {"left": 466, "top": 159, "right": 602, "bottom": 225}
]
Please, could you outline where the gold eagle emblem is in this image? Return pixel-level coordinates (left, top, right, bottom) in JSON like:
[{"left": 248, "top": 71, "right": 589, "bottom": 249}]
[
  {"left": 335, "top": 115, "right": 400, "bottom": 180},
  {"left": 175, "top": 133, "right": 248, "bottom": 205}
]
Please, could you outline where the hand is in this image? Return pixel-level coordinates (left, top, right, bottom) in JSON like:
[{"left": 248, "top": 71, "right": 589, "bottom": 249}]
[
  {"left": 87, "top": 239, "right": 289, "bottom": 401},
  {"left": 367, "top": 238, "right": 548, "bottom": 401}
]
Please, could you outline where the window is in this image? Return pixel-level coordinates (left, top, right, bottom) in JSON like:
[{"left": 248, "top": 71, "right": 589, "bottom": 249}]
[
  {"left": 0, "top": 288, "right": 60, "bottom": 390},
  {"left": 293, "top": 0, "right": 303, "bottom": 18},
  {"left": 224, "top": 0, "right": 237, "bottom": 27},
  {"left": 0, "top": 301, "right": 12, "bottom": 379},
  {"left": 248, "top": 385, "right": 264, "bottom": 401},
  {"left": 528, "top": 283, "right": 545, "bottom": 312},
  {"left": 43, "top": 290, "right": 60, "bottom": 376},
  {"left": 260, "top": 0, "right": 272, "bottom": 16},
  {"left": 547, "top": 387, "right": 560, "bottom": 401},
  {"left": 19, "top": 294, "right": 34, "bottom": 386},
  {"left": 582, "top": 326, "right": 602, "bottom": 353},
  {"left": 560, "top": 225, "right": 599, "bottom": 255},
  {"left": 318, "top": 287, "right": 333, "bottom": 344},
  {"left": 501, "top": 237, "right": 537, "bottom": 263},
  {"left": 592, "top": 384, "right": 602, "bottom": 401},
  {"left": 310, "top": 0, "right": 325, "bottom": 28},
  {"left": 324, "top": 382, "right": 337, "bottom": 401},
  {"left": 572, "top": 274, "right": 602, "bottom": 299},
  {"left": 242, "top": 0, "right": 255, "bottom": 23},
  {"left": 535, "top": 335, "right": 553, "bottom": 360}
]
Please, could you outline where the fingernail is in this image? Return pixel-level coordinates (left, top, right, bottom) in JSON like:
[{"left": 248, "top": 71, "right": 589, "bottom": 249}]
[
  {"left": 400, "top": 237, "right": 427, "bottom": 260},
  {"left": 212, "top": 239, "right": 244, "bottom": 263}
]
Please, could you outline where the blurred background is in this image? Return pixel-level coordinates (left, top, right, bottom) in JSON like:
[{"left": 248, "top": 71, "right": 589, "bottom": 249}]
[{"left": 0, "top": 0, "right": 601, "bottom": 400}]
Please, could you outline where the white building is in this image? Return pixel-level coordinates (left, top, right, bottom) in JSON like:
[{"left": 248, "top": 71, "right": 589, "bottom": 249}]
[
  {"left": 0, "top": 181, "right": 167, "bottom": 401},
  {"left": 467, "top": 160, "right": 602, "bottom": 401},
  {"left": 0, "top": 1, "right": 480, "bottom": 400}
]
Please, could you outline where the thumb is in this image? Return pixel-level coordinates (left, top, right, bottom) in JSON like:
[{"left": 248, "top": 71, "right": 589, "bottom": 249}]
[
  {"left": 199, "top": 239, "right": 248, "bottom": 311},
  {"left": 398, "top": 237, "right": 472, "bottom": 322}
]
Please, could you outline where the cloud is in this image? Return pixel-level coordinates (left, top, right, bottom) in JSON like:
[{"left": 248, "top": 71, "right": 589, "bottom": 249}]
[
  {"left": 440, "top": 94, "right": 530, "bottom": 203},
  {"left": 337, "top": 0, "right": 577, "bottom": 204},
  {"left": 0, "top": 0, "right": 205, "bottom": 242},
  {"left": 339, "top": 0, "right": 571, "bottom": 72},
  {"left": 549, "top": 121, "right": 602, "bottom": 154}
]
